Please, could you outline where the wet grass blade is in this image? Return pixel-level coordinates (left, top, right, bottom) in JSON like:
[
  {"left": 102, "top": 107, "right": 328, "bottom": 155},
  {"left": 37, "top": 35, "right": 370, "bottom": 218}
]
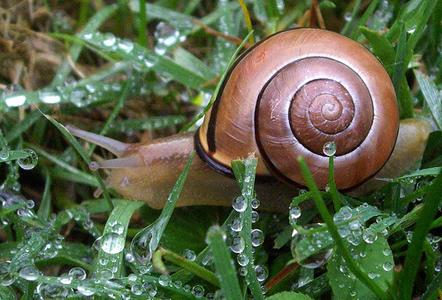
[
  {"left": 93, "top": 200, "right": 143, "bottom": 278},
  {"left": 41, "top": 112, "right": 113, "bottom": 209},
  {"left": 129, "top": 153, "right": 194, "bottom": 267},
  {"left": 232, "top": 157, "right": 265, "bottom": 300},
  {"left": 415, "top": 70, "right": 442, "bottom": 130},
  {"left": 206, "top": 225, "right": 242, "bottom": 300},
  {"left": 297, "top": 156, "right": 388, "bottom": 300},
  {"left": 51, "top": 4, "right": 118, "bottom": 86},
  {"left": 37, "top": 169, "right": 51, "bottom": 221},
  {"left": 398, "top": 171, "right": 442, "bottom": 299}
]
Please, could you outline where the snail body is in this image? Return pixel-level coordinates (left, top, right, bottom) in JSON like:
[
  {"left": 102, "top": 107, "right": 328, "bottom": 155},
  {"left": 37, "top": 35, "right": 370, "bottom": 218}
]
[{"left": 67, "top": 28, "right": 431, "bottom": 209}]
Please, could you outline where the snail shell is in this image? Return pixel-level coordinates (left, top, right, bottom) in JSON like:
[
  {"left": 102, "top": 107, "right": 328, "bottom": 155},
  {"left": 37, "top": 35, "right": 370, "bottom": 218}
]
[
  {"left": 66, "top": 28, "right": 430, "bottom": 210},
  {"left": 197, "top": 28, "right": 399, "bottom": 189}
]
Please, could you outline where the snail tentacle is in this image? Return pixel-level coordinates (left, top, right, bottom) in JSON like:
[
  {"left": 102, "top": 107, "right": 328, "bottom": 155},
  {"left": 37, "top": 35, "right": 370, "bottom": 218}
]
[{"left": 66, "top": 125, "right": 129, "bottom": 157}]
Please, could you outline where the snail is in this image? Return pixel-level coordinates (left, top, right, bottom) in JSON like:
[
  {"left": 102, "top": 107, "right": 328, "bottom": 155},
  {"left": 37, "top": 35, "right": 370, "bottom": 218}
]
[{"left": 66, "top": 28, "right": 431, "bottom": 210}]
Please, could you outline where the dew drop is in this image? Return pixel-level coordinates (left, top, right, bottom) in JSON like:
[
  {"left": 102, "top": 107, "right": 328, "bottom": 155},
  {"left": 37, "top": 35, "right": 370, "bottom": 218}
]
[
  {"left": 323, "top": 141, "right": 336, "bottom": 156},
  {"left": 362, "top": 229, "right": 378, "bottom": 244},
  {"left": 192, "top": 285, "right": 205, "bottom": 298},
  {"left": 255, "top": 265, "right": 268, "bottom": 282},
  {"left": 289, "top": 206, "right": 301, "bottom": 224},
  {"left": 251, "top": 198, "right": 260, "bottom": 209},
  {"left": 230, "top": 218, "right": 243, "bottom": 232},
  {"left": 333, "top": 206, "right": 352, "bottom": 223},
  {"left": 39, "top": 91, "right": 61, "bottom": 104},
  {"left": 382, "top": 248, "right": 392, "bottom": 256},
  {"left": 251, "top": 229, "right": 264, "bottom": 247},
  {"left": 183, "top": 249, "right": 196, "bottom": 261},
  {"left": 237, "top": 253, "right": 249, "bottom": 266},
  {"left": 131, "top": 284, "right": 143, "bottom": 295},
  {"left": 232, "top": 196, "right": 247, "bottom": 212},
  {"left": 18, "top": 266, "right": 41, "bottom": 281},
  {"left": 98, "top": 233, "right": 125, "bottom": 254},
  {"left": 251, "top": 211, "right": 259, "bottom": 223},
  {"left": 69, "top": 267, "right": 87, "bottom": 280},
  {"left": 111, "top": 223, "right": 125, "bottom": 235},
  {"left": 143, "top": 282, "right": 158, "bottom": 297},
  {"left": 118, "top": 40, "right": 134, "bottom": 53},
  {"left": 58, "top": 275, "right": 72, "bottom": 286},
  {"left": 158, "top": 274, "right": 170, "bottom": 286},
  {"left": 382, "top": 261, "right": 393, "bottom": 271},
  {"left": 102, "top": 33, "right": 116, "bottom": 47},
  {"left": 77, "top": 285, "right": 95, "bottom": 296},
  {"left": 17, "top": 149, "right": 38, "bottom": 170},
  {"left": 0, "top": 146, "right": 10, "bottom": 161},
  {"left": 230, "top": 236, "right": 245, "bottom": 253},
  {"left": 5, "top": 95, "right": 26, "bottom": 107}
]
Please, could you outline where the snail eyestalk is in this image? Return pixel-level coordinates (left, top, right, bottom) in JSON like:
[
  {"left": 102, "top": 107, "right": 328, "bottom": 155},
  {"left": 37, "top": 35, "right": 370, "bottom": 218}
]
[
  {"left": 66, "top": 125, "right": 129, "bottom": 157},
  {"left": 89, "top": 156, "right": 144, "bottom": 170}
]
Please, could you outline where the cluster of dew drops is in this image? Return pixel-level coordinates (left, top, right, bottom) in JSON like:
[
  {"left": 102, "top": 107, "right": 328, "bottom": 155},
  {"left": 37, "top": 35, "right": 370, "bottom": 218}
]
[{"left": 230, "top": 192, "right": 268, "bottom": 284}]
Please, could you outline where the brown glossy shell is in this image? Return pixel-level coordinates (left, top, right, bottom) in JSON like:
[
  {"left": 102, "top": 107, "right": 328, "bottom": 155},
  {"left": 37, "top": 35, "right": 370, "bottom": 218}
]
[{"left": 196, "top": 28, "right": 399, "bottom": 189}]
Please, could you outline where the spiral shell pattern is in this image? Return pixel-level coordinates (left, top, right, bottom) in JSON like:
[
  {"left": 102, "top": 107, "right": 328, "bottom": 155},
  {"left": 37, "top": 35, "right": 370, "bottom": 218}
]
[{"left": 197, "top": 28, "right": 399, "bottom": 189}]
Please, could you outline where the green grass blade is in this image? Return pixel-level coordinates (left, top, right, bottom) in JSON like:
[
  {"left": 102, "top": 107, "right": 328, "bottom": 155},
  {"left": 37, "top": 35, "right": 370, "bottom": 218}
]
[
  {"left": 398, "top": 171, "right": 442, "bottom": 299},
  {"left": 93, "top": 200, "right": 143, "bottom": 278},
  {"left": 41, "top": 112, "right": 113, "bottom": 209},
  {"left": 51, "top": 4, "right": 118, "bottom": 86},
  {"left": 415, "top": 70, "right": 442, "bottom": 130},
  {"left": 136, "top": 0, "right": 148, "bottom": 47},
  {"left": 80, "top": 32, "right": 206, "bottom": 89},
  {"left": 391, "top": 23, "right": 414, "bottom": 118},
  {"left": 37, "top": 169, "right": 52, "bottom": 221},
  {"left": 5, "top": 110, "right": 42, "bottom": 143},
  {"left": 341, "top": 0, "right": 362, "bottom": 36},
  {"left": 129, "top": 153, "right": 194, "bottom": 266},
  {"left": 206, "top": 225, "right": 242, "bottom": 300},
  {"left": 297, "top": 156, "right": 388, "bottom": 300},
  {"left": 232, "top": 157, "right": 265, "bottom": 300},
  {"left": 422, "top": 268, "right": 442, "bottom": 300}
]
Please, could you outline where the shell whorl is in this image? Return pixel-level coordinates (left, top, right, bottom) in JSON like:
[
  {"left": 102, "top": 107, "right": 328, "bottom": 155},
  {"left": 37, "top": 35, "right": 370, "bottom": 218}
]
[{"left": 197, "top": 28, "right": 399, "bottom": 189}]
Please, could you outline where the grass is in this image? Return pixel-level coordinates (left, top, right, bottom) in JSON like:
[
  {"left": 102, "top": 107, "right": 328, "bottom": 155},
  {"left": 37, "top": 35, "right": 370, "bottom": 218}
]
[{"left": 0, "top": 0, "right": 441, "bottom": 299}]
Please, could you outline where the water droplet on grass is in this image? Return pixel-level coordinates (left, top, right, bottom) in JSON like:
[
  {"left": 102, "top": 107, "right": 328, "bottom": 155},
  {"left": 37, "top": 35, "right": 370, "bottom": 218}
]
[
  {"left": 183, "top": 249, "right": 196, "bottom": 261},
  {"left": 251, "top": 229, "right": 264, "bottom": 247},
  {"left": 230, "top": 218, "right": 242, "bottom": 232},
  {"left": 382, "top": 261, "right": 393, "bottom": 271},
  {"left": 77, "top": 284, "right": 95, "bottom": 296},
  {"left": 159, "top": 274, "right": 170, "bottom": 286},
  {"left": 323, "top": 141, "right": 336, "bottom": 156},
  {"left": 232, "top": 196, "right": 247, "bottom": 212},
  {"left": 18, "top": 149, "right": 38, "bottom": 170},
  {"left": 289, "top": 206, "right": 301, "bottom": 224},
  {"left": 97, "top": 233, "right": 125, "bottom": 254},
  {"left": 131, "top": 284, "right": 143, "bottom": 295},
  {"left": 18, "top": 266, "right": 41, "bottom": 281},
  {"left": 69, "top": 267, "right": 86, "bottom": 280},
  {"left": 255, "top": 265, "right": 268, "bottom": 282},
  {"left": 237, "top": 253, "right": 249, "bottom": 266},
  {"left": 5, "top": 95, "right": 26, "bottom": 107},
  {"left": 192, "top": 285, "right": 205, "bottom": 298},
  {"left": 230, "top": 236, "right": 245, "bottom": 253},
  {"left": 362, "top": 228, "right": 378, "bottom": 244}
]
